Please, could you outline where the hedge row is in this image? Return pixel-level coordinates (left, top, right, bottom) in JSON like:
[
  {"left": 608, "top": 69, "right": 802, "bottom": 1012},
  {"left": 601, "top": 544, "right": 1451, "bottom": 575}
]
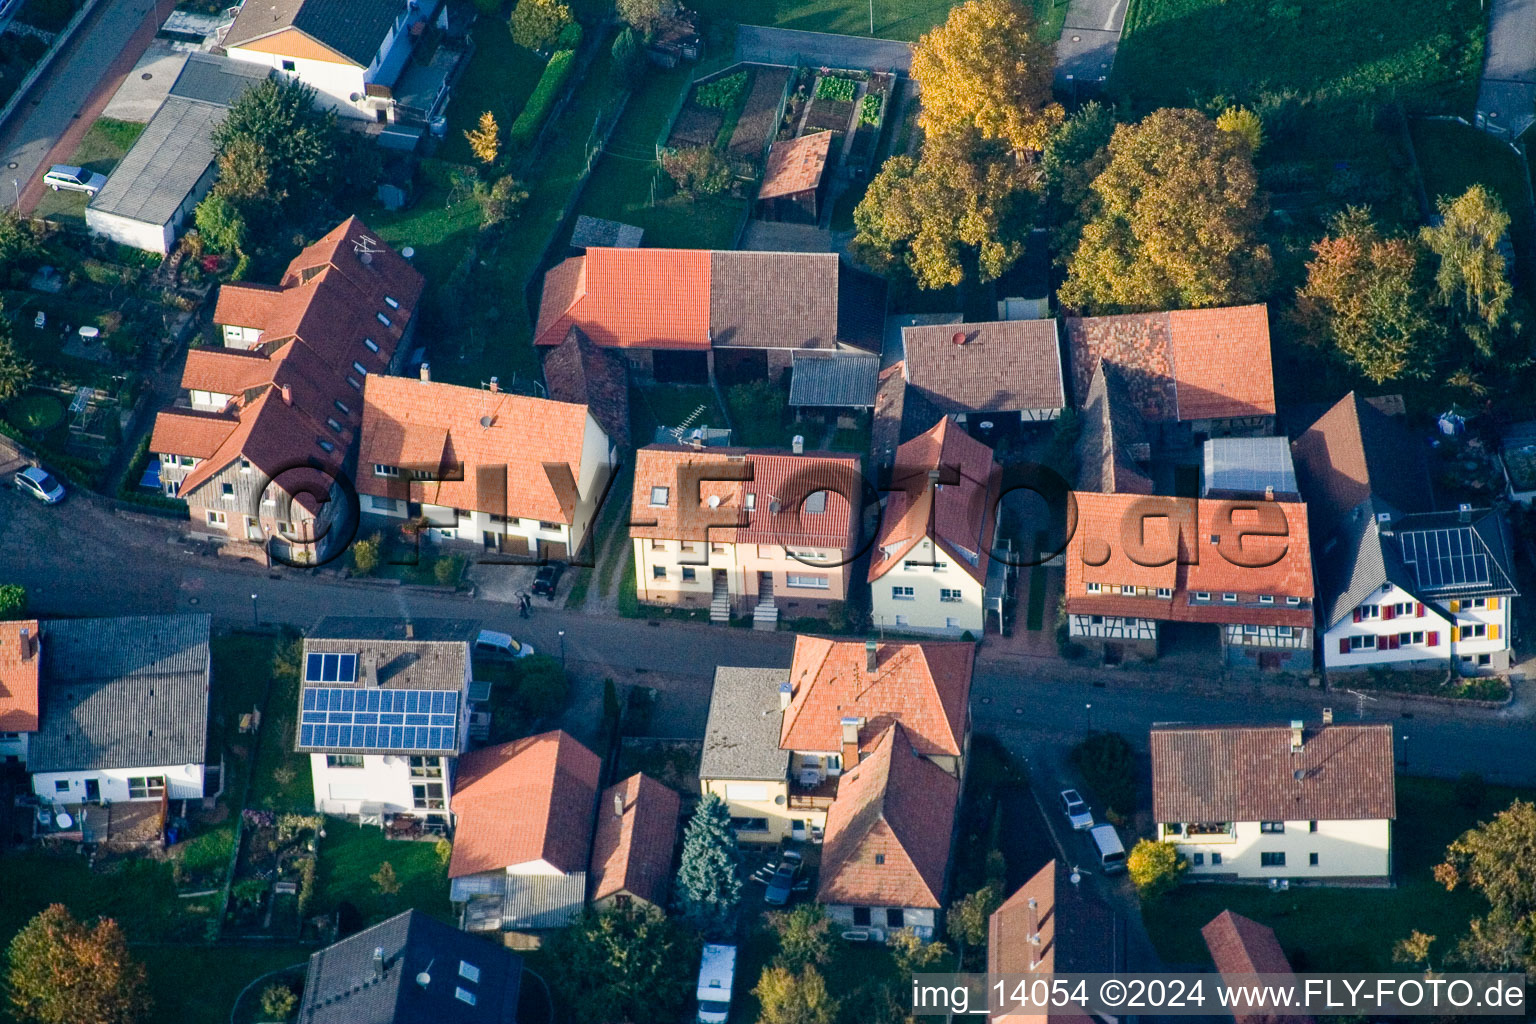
[
  {"left": 116, "top": 435, "right": 189, "bottom": 514},
  {"left": 509, "top": 47, "right": 576, "bottom": 150}
]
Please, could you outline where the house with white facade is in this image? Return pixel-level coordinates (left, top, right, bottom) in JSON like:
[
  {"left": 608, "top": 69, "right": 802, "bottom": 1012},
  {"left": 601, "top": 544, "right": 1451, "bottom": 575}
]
[
  {"left": 1293, "top": 392, "right": 1518, "bottom": 676},
  {"left": 220, "top": 0, "right": 464, "bottom": 134},
  {"left": 869, "top": 418, "right": 999, "bottom": 636},
  {"left": 701, "top": 638, "right": 971, "bottom": 939},
  {"left": 1152, "top": 721, "right": 1396, "bottom": 882},
  {"left": 294, "top": 617, "right": 475, "bottom": 825},
  {"left": 26, "top": 615, "right": 212, "bottom": 807},
  {"left": 629, "top": 444, "right": 861, "bottom": 626},
  {"left": 358, "top": 372, "right": 616, "bottom": 561},
  {"left": 449, "top": 730, "right": 601, "bottom": 943}
]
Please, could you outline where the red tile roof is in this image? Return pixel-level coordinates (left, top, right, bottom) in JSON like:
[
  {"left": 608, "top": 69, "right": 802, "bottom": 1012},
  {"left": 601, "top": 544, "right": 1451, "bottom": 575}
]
[
  {"left": 1151, "top": 723, "right": 1396, "bottom": 823},
  {"left": 590, "top": 772, "right": 681, "bottom": 906},
  {"left": 154, "top": 217, "right": 423, "bottom": 502},
  {"left": 534, "top": 249, "right": 712, "bottom": 349},
  {"left": 149, "top": 408, "right": 239, "bottom": 461},
  {"left": 817, "top": 724, "right": 958, "bottom": 910},
  {"left": 0, "top": 620, "right": 40, "bottom": 732},
  {"left": 359, "top": 376, "right": 598, "bottom": 524},
  {"left": 1064, "top": 305, "right": 1274, "bottom": 423},
  {"left": 448, "top": 730, "right": 602, "bottom": 878},
  {"left": 990, "top": 860, "right": 1059, "bottom": 975},
  {"left": 782, "top": 637, "right": 972, "bottom": 758},
  {"left": 1063, "top": 492, "right": 1313, "bottom": 627},
  {"left": 1202, "top": 911, "right": 1314, "bottom": 1024},
  {"left": 628, "top": 445, "right": 859, "bottom": 549},
  {"left": 758, "top": 131, "right": 833, "bottom": 201},
  {"left": 869, "top": 418, "right": 998, "bottom": 585}
]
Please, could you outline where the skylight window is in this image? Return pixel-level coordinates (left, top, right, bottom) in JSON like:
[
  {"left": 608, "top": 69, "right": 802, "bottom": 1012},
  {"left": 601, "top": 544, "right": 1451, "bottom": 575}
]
[
  {"left": 317, "top": 438, "right": 335, "bottom": 453},
  {"left": 455, "top": 988, "right": 476, "bottom": 1006},
  {"left": 352, "top": 361, "right": 369, "bottom": 376},
  {"left": 458, "top": 961, "right": 480, "bottom": 983},
  {"left": 385, "top": 296, "right": 400, "bottom": 309},
  {"left": 363, "top": 337, "right": 380, "bottom": 353},
  {"left": 650, "top": 486, "right": 669, "bottom": 507},
  {"left": 376, "top": 312, "right": 392, "bottom": 327}
]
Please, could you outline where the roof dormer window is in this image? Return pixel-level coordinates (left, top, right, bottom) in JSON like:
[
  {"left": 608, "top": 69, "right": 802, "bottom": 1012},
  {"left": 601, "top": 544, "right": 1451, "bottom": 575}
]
[
  {"left": 352, "top": 361, "right": 369, "bottom": 376},
  {"left": 385, "top": 296, "right": 399, "bottom": 309},
  {"left": 376, "top": 312, "right": 392, "bottom": 327},
  {"left": 363, "top": 337, "right": 379, "bottom": 353}
]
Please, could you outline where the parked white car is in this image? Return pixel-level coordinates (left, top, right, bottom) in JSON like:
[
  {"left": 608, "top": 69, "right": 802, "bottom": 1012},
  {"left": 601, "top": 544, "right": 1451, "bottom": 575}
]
[
  {"left": 14, "top": 467, "right": 65, "bottom": 504},
  {"left": 43, "top": 165, "right": 106, "bottom": 196},
  {"left": 1059, "top": 788, "right": 1094, "bottom": 831},
  {"left": 474, "top": 629, "right": 534, "bottom": 659}
]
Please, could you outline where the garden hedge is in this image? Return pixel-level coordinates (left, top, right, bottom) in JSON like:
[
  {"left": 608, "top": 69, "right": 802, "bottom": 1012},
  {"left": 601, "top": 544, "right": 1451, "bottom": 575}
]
[{"left": 509, "top": 47, "right": 576, "bottom": 150}]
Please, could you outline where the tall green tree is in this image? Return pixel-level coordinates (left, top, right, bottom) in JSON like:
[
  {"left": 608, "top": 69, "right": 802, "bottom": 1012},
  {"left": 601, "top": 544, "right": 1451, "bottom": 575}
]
[
  {"left": 193, "top": 193, "right": 248, "bottom": 255},
  {"left": 510, "top": 0, "right": 571, "bottom": 50},
  {"left": 0, "top": 584, "right": 26, "bottom": 618},
  {"left": 0, "top": 211, "right": 39, "bottom": 285},
  {"left": 0, "top": 308, "right": 33, "bottom": 405},
  {"left": 673, "top": 792, "right": 742, "bottom": 933},
  {"left": 767, "top": 904, "right": 833, "bottom": 972},
  {"left": 947, "top": 882, "right": 1001, "bottom": 967},
  {"left": 1058, "top": 107, "right": 1272, "bottom": 314},
  {"left": 754, "top": 966, "right": 839, "bottom": 1024},
  {"left": 5, "top": 905, "right": 151, "bottom": 1024},
  {"left": 1435, "top": 799, "right": 1536, "bottom": 969},
  {"left": 1294, "top": 206, "right": 1442, "bottom": 383},
  {"left": 210, "top": 78, "right": 339, "bottom": 211},
  {"left": 544, "top": 906, "right": 699, "bottom": 1024},
  {"left": 615, "top": 0, "right": 678, "bottom": 36},
  {"left": 1420, "top": 184, "right": 1516, "bottom": 358}
]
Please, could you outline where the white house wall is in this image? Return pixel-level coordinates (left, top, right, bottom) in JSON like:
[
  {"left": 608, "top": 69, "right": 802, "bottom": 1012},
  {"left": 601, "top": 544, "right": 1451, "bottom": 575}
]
[
  {"left": 0, "top": 731, "right": 27, "bottom": 766},
  {"left": 32, "top": 762, "right": 205, "bottom": 804},
  {"left": 1322, "top": 583, "right": 1511, "bottom": 673},
  {"left": 309, "top": 752, "right": 453, "bottom": 816},
  {"left": 226, "top": 48, "right": 372, "bottom": 119},
  {"left": 1160, "top": 817, "right": 1391, "bottom": 880},
  {"left": 84, "top": 207, "right": 175, "bottom": 254},
  {"left": 871, "top": 539, "right": 985, "bottom": 634}
]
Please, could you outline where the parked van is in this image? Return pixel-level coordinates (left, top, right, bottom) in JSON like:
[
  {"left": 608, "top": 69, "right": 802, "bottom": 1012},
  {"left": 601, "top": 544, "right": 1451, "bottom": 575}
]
[
  {"left": 696, "top": 944, "right": 736, "bottom": 1024},
  {"left": 474, "top": 629, "right": 534, "bottom": 659},
  {"left": 1091, "top": 824, "right": 1126, "bottom": 874}
]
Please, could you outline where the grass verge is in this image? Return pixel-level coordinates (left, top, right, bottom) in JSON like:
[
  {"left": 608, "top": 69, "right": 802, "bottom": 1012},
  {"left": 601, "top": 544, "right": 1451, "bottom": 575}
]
[{"left": 314, "top": 817, "right": 451, "bottom": 928}]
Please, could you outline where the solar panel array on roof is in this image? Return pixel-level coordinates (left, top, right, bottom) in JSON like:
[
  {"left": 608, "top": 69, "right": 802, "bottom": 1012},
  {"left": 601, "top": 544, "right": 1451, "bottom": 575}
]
[
  {"left": 305, "top": 652, "right": 358, "bottom": 684},
  {"left": 299, "top": 687, "right": 459, "bottom": 751},
  {"left": 1400, "top": 527, "right": 1490, "bottom": 591}
]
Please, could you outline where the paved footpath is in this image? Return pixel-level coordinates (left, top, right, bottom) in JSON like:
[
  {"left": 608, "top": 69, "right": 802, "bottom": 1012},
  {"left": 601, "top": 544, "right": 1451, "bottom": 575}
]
[
  {"left": 1476, "top": 0, "right": 1536, "bottom": 138},
  {"left": 1053, "top": 0, "right": 1129, "bottom": 87},
  {"left": 0, "top": 0, "right": 171, "bottom": 214}
]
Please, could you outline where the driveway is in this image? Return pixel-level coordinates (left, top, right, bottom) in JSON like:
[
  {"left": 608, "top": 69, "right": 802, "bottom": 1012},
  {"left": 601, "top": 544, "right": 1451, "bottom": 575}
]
[
  {"left": 1, "top": 0, "right": 174, "bottom": 214},
  {"left": 1054, "top": 0, "right": 1129, "bottom": 87},
  {"left": 1476, "top": 0, "right": 1536, "bottom": 138}
]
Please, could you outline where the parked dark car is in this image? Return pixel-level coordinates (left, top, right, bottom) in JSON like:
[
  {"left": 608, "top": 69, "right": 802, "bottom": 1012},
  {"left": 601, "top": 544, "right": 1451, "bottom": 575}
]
[{"left": 533, "top": 562, "right": 565, "bottom": 598}]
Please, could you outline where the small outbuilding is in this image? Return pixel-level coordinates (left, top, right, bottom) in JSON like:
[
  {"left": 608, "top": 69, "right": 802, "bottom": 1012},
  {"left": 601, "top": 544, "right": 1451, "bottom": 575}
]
[{"left": 755, "top": 131, "right": 834, "bottom": 223}]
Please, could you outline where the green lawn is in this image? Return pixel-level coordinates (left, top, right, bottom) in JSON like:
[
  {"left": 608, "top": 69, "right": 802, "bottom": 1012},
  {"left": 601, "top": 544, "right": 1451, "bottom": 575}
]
[
  {"left": 0, "top": 848, "right": 217, "bottom": 945},
  {"left": 1115, "top": 0, "right": 1484, "bottom": 117},
  {"left": 631, "top": 383, "right": 726, "bottom": 440},
  {"left": 693, "top": 0, "right": 957, "bottom": 40},
  {"left": 367, "top": 159, "right": 485, "bottom": 299},
  {"left": 574, "top": 65, "right": 748, "bottom": 251},
  {"left": 34, "top": 116, "right": 145, "bottom": 226},
  {"left": 211, "top": 633, "right": 312, "bottom": 813},
  {"left": 1411, "top": 117, "right": 1535, "bottom": 277},
  {"left": 437, "top": 28, "right": 545, "bottom": 166},
  {"left": 1148, "top": 776, "right": 1534, "bottom": 970},
  {"left": 313, "top": 817, "right": 451, "bottom": 927},
  {"left": 142, "top": 945, "right": 308, "bottom": 1024}
]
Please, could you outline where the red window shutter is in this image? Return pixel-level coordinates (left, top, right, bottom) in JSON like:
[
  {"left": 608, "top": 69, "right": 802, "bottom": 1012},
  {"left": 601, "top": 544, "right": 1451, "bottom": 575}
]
[
  {"left": 1384, "top": 605, "right": 1396, "bottom": 620},
  {"left": 1416, "top": 603, "right": 1425, "bottom": 618},
  {"left": 1338, "top": 638, "right": 1351, "bottom": 654},
  {"left": 1390, "top": 635, "right": 1401, "bottom": 650},
  {"left": 1353, "top": 608, "right": 1362, "bottom": 623},
  {"left": 1428, "top": 631, "right": 1440, "bottom": 646}
]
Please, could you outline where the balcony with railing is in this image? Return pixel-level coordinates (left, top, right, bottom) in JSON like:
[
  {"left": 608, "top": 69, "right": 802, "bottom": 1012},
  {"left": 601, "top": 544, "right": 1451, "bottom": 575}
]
[
  {"left": 787, "top": 774, "right": 838, "bottom": 811},
  {"left": 1165, "top": 821, "right": 1236, "bottom": 844}
]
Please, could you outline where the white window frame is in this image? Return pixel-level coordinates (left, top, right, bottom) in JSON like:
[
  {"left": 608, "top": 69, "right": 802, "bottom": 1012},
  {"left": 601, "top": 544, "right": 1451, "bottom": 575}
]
[
  {"left": 1086, "top": 582, "right": 1101, "bottom": 593},
  {"left": 649, "top": 486, "right": 669, "bottom": 507},
  {"left": 891, "top": 586, "right": 915, "bottom": 601}
]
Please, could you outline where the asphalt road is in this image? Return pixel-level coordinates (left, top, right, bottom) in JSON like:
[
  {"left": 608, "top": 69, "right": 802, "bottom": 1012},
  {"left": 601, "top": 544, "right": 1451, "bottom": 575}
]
[{"left": 5, "top": 483, "right": 1536, "bottom": 785}]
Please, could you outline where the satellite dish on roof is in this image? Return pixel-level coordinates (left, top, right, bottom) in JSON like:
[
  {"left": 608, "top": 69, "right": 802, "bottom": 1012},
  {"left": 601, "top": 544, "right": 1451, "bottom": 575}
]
[
  {"left": 479, "top": 415, "right": 494, "bottom": 429},
  {"left": 708, "top": 495, "right": 720, "bottom": 508},
  {"left": 416, "top": 971, "right": 432, "bottom": 988},
  {"left": 401, "top": 246, "right": 415, "bottom": 259}
]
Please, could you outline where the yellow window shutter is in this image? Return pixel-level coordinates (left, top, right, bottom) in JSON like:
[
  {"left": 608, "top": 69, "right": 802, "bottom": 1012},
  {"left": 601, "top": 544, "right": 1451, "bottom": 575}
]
[
  {"left": 1450, "top": 600, "right": 1461, "bottom": 612},
  {"left": 1451, "top": 626, "right": 1461, "bottom": 642},
  {"left": 1489, "top": 597, "right": 1500, "bottom": 610},
  {"left": 1490, "top": 624, "right": 1501, "bottom": 640}
]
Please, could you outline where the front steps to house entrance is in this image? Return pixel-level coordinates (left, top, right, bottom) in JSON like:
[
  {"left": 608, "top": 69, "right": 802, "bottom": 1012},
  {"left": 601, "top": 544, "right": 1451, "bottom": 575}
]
[
  {"left": 710, "top": 572, "right": 731, "bottom": 623},
  {"left": 752, "top": 575, "right": 779, "bottom": 630}
]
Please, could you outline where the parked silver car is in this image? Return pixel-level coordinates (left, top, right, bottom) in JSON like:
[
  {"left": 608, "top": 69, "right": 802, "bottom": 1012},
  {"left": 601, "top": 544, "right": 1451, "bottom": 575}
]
[{"left": 43, "top": 165, "right": 106, "bottom": 196}]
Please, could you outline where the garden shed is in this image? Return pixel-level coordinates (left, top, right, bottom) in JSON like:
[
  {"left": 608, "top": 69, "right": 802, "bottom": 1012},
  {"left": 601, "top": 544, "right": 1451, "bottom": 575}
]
[{"left": 755, "top": 130, "right": 833, "bottom": 223}]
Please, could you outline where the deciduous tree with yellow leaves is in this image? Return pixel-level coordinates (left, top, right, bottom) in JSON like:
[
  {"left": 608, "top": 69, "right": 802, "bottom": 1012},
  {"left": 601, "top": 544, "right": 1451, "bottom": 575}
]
[
  {"left": 1058, "top": 107, "right": 1272, "bottom": 315},
  {"left": 464, "top": 110, "right": 501, "bottom": 165}
]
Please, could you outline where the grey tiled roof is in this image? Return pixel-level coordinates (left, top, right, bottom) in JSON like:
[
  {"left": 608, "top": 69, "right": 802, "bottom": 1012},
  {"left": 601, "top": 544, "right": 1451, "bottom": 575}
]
[
  {"left": 88, "top": 56, "right": 267, "bottom": 226},
  {"left": 901, "top": 319, "right": 1065, "bottom": 413},
  {"left": 225, "top": 0, "right": 405, "bottom": 68},
  {"left": 299, "top": 909, "right": 522, "bottom": 1024},
  {"left": 701, "top": 667, "right": 791, "bottom": 781},
  {"left": 30, "top": 615, "right": 211, "bottom": 773},
  {"left": 571, "top": 215, "right": 643, "bottom": 250},
  {"left": 789, "top": 353, "right": 879, "bottom": 408}
]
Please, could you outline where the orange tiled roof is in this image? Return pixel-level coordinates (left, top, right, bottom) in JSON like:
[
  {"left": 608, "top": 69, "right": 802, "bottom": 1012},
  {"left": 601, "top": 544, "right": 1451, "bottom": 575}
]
[
  {"left": 1203, "top": 910, "right": 1314, "bottom": 1024},
  {"left": 533, "top": 249, "right": 712, "bottom": 349},
  {"left": 150, "top": 408, "right": 240, "bottom": 461},
  {"left": 817, "top": 724, "right": 958, "bottom": 910},
  {"left": 358, "top": 376, "right": 597, "bottom": 524},
  {"left": 181, "top": 346, "right": 274, "bottom": 395},
  {"left": 1064, "top": 492, "right": 1312, "bottom": 626},
  {"left": 0, "top": 620, "right": 40, "bottom": 732},
  {"left": 448, "top": 730, "right": 602, "bottom": 878},
  {"left": 628, "top": 445, "right": 859, "bottom": 548},
  {"left": 758, "top": 131, "right": 833, "bottom": 201},
  {"left": 212, "top": 282, "right": 283, "bottom": 329},
  {"left": 590, "top": 772, "right": 681, "bottom": 906},
  {"left": 781, "top": 636, "right": 972, "bottom": 758},
  {"left": 868, "top": 418, "right": 998, "bottom": 585}
]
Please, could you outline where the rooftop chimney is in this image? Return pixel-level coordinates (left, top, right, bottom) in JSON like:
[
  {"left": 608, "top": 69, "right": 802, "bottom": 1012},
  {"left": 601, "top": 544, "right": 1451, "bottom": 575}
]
[
  {"left": 778, "top": 681, "right": 792, "bottom": 711},
  {"left": 489, "top": 376, "right": 500, "bottom": 394},
  {"left": 951, "top": 331, "right": 967, "bottom": 346},
  {"left": 927, "top": 468, "right": 941, "bottom": 491},
  {"left": 792, "top": 435, "right": 804, "bottom": 455},
  {"left": 840, "top": 716, "right": 861, "bottom": 769},
  {"left": 403, "top": 622, "right": 414, "bottom": 640},
  {"left": 613, "top": 790, "right": 626, "bottom": 818},
  {"left": 280, "top": 385, "right": 292, "bottom": 405},
  {"left": 19, "top": 626, "right": 31, "bottom": 661},
  {"left": 865, "top": 640, "right": 878, "bottom": 674},
  {"left": 1264, "top": 484, "right": 1274, "bottom": 501},
  {"left": 1290, "top": 719, "right": 1304, "bottom": 753},
  {"left": 419, "top": 362, "right": 430, "bottom": 382},
  {"left": 372, "top": 947, "right": 385, "bottom": 980},
  {"left": 1322, "top": 706, "right": 1333, "bottom": 725}
]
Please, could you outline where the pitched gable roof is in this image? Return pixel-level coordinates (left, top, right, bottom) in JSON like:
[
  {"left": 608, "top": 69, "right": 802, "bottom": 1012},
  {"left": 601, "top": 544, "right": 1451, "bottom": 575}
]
[
  {"left": 781, "top": 637, "right": 971, "bottom": 758},
  {"left": 1291, "top": 391, "right": 1433, "bottom": 534},
  {"left": 989, "top": 859, "right": 1117, "bottom": 1024},
  {"left": 1075, "top": 361, "right": 1153, "bottom": 495},
  {"left": 224, "top": 0, "right": 404, "bottom": 67},
  {"left": 359, "top": 376, "right": 598, "bottom": 524},
  {"left": 590, "top": 773, "right": 681, "bottom": 906},
  {"left": 542, "top": 326, "right": 631, "bottom": 446},
  {"left": 817, "top": 724, "right": 958, "bottom": 910},
  {"left": 901, "top": 319, "right": 1065, "bottom": 414},
  {"left": 212, "top": 281, "right": 283, "bottom": 329},
  {"left": 0, "top": 620, "right": 40, "bottom": 732},
  {"left": 1064, "top": 305, "right": 1275, "bottom": 423},
  {"left": 709, "top": 251, "right": 840, "bottom": 350},
  {"left": 1151, "top": 723, "right": 1396, "bottom": 823},
  {"left": 1202, "top": 910, "right": 1314, "bottom": 1024},
  {"left": 868, "top": 418, "right": 998, "bottom": 585},
  {"left": 149, "top": 408, "right": 239, "bottom": 461},
  {"left": 181, "top": 346, "right": 276, "bottom": 394},
  {"left": 449, "top": 730, "right": 602, "bottom": 878},
  {"left": 758, "top": 130, "right": 833, "bottom": 200}
]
